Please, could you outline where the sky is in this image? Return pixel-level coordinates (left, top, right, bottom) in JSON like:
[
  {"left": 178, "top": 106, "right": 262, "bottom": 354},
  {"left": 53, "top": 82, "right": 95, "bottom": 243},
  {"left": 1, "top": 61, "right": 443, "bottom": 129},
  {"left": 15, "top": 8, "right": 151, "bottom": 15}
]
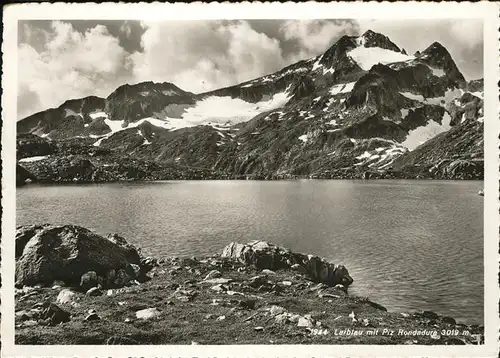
[{"left": 18, "top": 19, "right": 483, "bottom": 119}]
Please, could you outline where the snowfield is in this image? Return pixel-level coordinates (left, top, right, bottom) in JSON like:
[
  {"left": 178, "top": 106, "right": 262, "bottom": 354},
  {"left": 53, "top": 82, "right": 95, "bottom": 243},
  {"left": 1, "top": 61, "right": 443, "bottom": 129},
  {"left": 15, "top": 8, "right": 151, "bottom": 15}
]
[
  {"left": 401, "top": 112, "right": 451, "bottom": 151},
  {"left": 348, "top": 47, "right": 414, "bottom": 71},
  {"left": 353, "top": 142, "right": 408, "bottom": 169},
  {"left": 180, "top": 91, "right": 290, "bottom": 128},
  {"left": 329, "top": 82, "right": 356, "bottom": 96},
  {"left": 92, "top": 90, "right": 291, "bottom": 146}
]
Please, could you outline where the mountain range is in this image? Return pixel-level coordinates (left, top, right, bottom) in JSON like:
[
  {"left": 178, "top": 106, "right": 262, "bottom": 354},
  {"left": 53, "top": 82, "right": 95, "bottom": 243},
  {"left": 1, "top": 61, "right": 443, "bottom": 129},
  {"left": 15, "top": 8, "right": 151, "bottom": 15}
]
[{"left": 16, "top": 30, "right": 484, "bottom": 184}]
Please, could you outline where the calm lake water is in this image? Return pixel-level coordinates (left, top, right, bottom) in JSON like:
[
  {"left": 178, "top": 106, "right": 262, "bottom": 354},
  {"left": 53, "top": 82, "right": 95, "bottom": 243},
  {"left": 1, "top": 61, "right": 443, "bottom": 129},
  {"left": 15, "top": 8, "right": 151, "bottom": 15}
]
[{"left": 17, "top": 180, "right": 484, "bottom": 324}]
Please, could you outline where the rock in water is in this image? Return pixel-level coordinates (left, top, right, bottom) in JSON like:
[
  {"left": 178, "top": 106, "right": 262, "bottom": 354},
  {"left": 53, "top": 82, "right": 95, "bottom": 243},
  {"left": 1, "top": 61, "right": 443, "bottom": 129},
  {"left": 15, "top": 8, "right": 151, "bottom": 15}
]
[
  {"left": 15, "top": 224, "right": 142, "bottom": 287},
  {"left": 221, "top": 241, "right": 353, "bottom": 287}
]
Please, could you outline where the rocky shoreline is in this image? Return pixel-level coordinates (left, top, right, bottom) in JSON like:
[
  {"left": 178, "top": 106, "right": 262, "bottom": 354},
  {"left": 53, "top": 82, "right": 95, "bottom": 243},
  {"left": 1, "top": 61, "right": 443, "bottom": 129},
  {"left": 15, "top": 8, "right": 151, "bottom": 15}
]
[
  {"left": 15, "top": 224, "right": 483, "bottom": 345},
  {"left": 16, "top": 133, "right": 483, "bottom": 187}
]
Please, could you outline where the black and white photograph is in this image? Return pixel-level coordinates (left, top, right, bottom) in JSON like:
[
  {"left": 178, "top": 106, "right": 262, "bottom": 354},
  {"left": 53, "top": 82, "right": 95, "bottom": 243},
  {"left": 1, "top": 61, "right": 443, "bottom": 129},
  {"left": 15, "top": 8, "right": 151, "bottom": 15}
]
[{"left": 2, "top": 2, "right": 499, "bottom": 356}]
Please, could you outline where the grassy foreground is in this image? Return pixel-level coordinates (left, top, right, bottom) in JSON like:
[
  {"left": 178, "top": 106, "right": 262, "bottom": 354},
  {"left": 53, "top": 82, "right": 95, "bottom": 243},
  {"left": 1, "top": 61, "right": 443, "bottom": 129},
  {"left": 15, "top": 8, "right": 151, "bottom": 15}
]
[{"left": 15, "top": 255, "right": 483, "bottom": 345}]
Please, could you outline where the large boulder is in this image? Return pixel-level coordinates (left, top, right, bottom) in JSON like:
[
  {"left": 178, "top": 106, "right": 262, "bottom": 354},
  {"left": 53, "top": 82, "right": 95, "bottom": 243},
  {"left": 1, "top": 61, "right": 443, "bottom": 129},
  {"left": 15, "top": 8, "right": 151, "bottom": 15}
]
[
  {"left": 15, "top": 224, "right": 142, "bottom": 287},
  {"left": 221, "top": 241, "right": 353, "bottom": 287}
]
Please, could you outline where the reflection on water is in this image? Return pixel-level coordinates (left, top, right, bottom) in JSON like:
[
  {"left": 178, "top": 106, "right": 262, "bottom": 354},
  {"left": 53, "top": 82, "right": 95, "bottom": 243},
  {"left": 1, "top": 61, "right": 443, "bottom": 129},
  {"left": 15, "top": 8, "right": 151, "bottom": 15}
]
[{"left": 17, "top": 180, "right": 484, "bottom": 324}]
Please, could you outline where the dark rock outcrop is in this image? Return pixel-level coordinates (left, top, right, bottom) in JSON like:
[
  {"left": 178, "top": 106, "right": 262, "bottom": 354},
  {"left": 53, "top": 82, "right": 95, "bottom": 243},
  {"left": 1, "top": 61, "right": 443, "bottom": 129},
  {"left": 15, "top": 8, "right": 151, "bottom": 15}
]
[
  {"left": 15, "top": 224, "right": 143, "bottom": 287},
  {"left": 221, "top": 241, "right": 353, "bottom": 287}
]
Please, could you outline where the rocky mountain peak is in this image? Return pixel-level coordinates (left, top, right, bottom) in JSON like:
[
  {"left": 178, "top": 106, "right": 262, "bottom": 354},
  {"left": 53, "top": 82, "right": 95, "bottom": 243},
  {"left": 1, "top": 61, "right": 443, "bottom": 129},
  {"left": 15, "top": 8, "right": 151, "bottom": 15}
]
[
  {"left": 107, "top": 81, "right": 191, "bottom": 100},
  {"left": 418, "top": 41, "right": 465, "bottom": 83},
  {"left": 358, "top": 30, "right": 401, "bottom": 52}
]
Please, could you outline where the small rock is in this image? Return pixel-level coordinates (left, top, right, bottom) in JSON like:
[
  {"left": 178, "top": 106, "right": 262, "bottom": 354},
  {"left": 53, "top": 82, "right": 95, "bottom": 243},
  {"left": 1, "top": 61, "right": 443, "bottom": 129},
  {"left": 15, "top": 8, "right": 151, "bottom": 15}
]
[
  {"left": 442, "top": 316, "right": 456, "bottom": 325},
  {"left": 211, "top": 284, "right": 227, "bottom": 293},
  {"left": 204, "top": 278, "right": 232, "bottom": 285},
  {"left": 106, "top": 335, "right": 139, "bottom": 345},
  {"left": 248, "top": 275, "right": 268, "bottom": 288},
  {"left": 126, "top": 263, "right": 142, "bottom": 279},
  {"left": 226, "top": 290, "right": 244, "bottom": 296},
  {"left": 15, "top": 310, "right": 32, "bottom": 321},
  {"left": 310, "top": 283, "right": 328, "bottom": 291},
  {"left": 254, "top": 326, "right": 264, "bottom": 331},
  {"left": 117, "top": 301, "right": 127, "bottom": 306},
  {"left": 216, "top": 315, "right": 226, "bottom": 321},
  {"left": 333, "top": 284, "right": 347, "bottom": 293},
  {"left": 107, "top": 289, "right": 113, "bottom": 296},
  {"left": 288, "top": 314, "right": 301, "bottom": 323},
  {"left": 52, "top": 285, "right": 62, "bottom": 290},
  {"left": 269, "top": 305, "right": 286, "bottom": 316},
  {"left": 22, "top": 320, "right": 38, "bottom": 327},
  {"left": 348, "top": 311, "right": 358, "bottom": 322},
  {"left": 204, "top": 270, "right": 222, "bottom": 280},
  {"left": 280, "top": 281, "right": 292, "bottom": 286},
  {"left": 204, "top": 314, "right": 214, "bottom": 320},
  {"left": 135, "top": 307, "right": 161, "bottom": 320},
  {"left": 40, "top": 302, "right": 71, "bottom": 325},
  {"left": 191, "top": 341, "right": 199, "bottom": 345},
  {"left": 261, "top": 269, "right": 275, "bottom": 275},
  {"left": 86, "top": 287, "right": 102, "bottom": 296},
  {"left": 80, "top": 271, "right": 99, "bottom": 291},
  {"left": 56, "top": 289, "right": 78, "bottom": 305},
  {"left": 52, "top": 280, "right": 66, "bottom": 287},
  {"left": 166, "top": 300, "right": 174, "bottom": 305},
  {"left": 404, "top": 339, "right": 418, "bottom": 345},
  {"left": 84, "top": 313, "right": 101, "bottom": 321},
  {"left": 239, "top": 298, "right": 257, "bottom": 310},
  {"left": 421, "top": 310, "right": 439, "bottom": 319},
  {"left": 297, "top": 315, "right": 315, "bottom": 328},
  {"left": 291, "top": 264, "right": 300, "bottom": 270},
  {"left": 124, "top": 318, "right": 131, "bottom": 323},
  {"left": 275, "top": 313, "right": 290, "bottom": 324},
  {"left": 400, "top": 312, "right": 410, "bottom": 318}
]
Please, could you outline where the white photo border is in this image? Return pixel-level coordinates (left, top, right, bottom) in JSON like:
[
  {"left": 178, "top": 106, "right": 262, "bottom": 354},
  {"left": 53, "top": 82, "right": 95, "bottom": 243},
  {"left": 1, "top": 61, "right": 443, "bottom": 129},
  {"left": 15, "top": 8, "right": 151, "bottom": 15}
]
[{"left": 2, "top": 2, "right": 499, "bottom": 357}]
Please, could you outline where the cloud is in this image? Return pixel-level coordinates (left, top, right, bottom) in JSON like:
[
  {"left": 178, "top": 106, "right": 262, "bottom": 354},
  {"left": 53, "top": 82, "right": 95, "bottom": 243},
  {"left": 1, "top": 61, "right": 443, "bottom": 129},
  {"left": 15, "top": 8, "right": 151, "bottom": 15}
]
[
  {"left": 280, "top": 20, "right": 360, "bottom": 61},
  {"left": 18, "top": 21, "right": 133, "bottom": 118},
  {"left": 119, "top": 21, "right": 132, "bottom": 39},
  {"left": 131, "top": 20, "right": 286, "bottom": 93}
]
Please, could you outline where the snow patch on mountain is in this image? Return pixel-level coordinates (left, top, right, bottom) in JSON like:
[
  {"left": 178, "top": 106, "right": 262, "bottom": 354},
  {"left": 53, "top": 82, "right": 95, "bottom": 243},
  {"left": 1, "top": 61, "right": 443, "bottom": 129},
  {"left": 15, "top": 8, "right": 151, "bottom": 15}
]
[
  {"left": 430, "top": 67, "right": 445, "bottom": 77},
  {"left": 329, "top": 82, "right": 356, "bottom": 96},
  {"left": 354, "top": 144, "right": 407, "bottom": 169},
  {"left": 348, "top": 47, "right": 414, "bottom": 71},
  {"left": 401, "top": 112, "right": 451, "bottom": 151},
  {"left": 180, "top": 92, "right": 290, "bottom": 128},
  {"left": 104, "top": 118, "right": 125, "bottom": 133},
  {"left": 400, "top": 92, "right": 445, "bottom": 106}
]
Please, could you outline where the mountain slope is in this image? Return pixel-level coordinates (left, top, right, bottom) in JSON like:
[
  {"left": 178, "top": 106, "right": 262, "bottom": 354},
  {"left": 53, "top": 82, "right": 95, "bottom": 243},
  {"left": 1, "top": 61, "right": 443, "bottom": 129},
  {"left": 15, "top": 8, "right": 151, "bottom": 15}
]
[{"left": 17, "top": 30, "right": 483, "bottom": 182}]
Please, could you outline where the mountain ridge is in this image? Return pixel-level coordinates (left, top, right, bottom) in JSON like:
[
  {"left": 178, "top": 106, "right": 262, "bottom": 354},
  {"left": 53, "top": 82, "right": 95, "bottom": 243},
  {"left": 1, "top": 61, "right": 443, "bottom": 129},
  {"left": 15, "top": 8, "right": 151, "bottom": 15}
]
[{"left": 16, "top": 30, "right": 484, "bottom": 183}]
